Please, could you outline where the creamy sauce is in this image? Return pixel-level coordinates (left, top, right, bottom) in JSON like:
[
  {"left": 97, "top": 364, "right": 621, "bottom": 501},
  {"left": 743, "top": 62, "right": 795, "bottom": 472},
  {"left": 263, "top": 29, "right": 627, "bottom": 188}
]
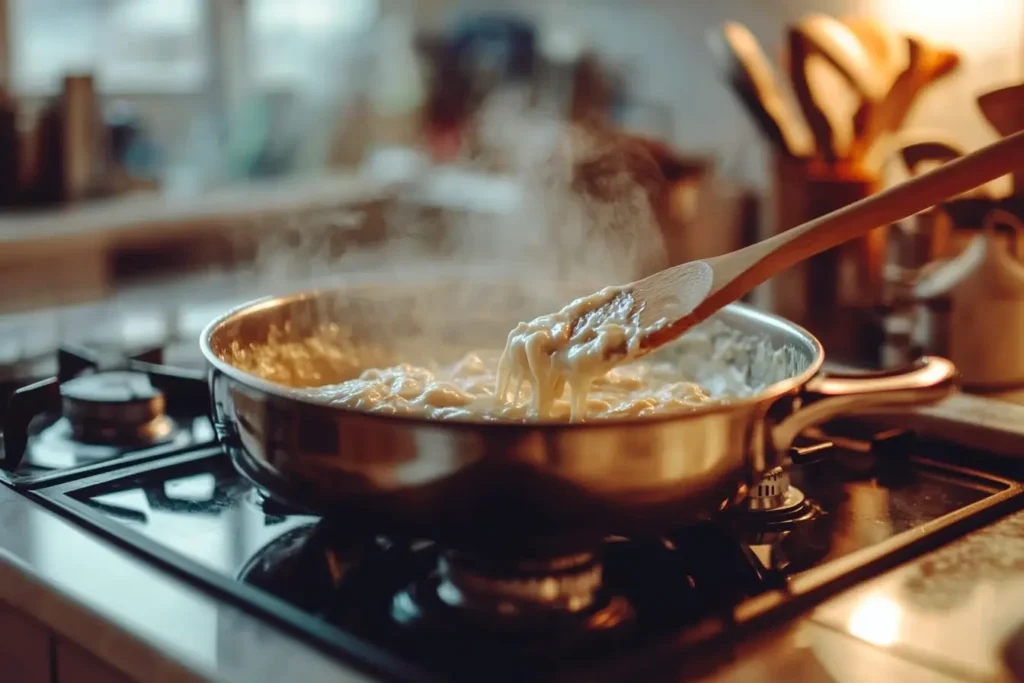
[
  {"left": 309, "top": 349, "right": 711, "bottom": 421},
  {"left": 225, "top": 317, "right": 805, "bottom": 423},
  {"left": 495, "top": 285, "right": 667, "bottom": 419}
]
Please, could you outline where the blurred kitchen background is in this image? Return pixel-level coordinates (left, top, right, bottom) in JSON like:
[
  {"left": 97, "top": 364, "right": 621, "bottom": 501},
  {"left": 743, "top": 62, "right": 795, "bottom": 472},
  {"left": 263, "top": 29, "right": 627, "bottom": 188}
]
[{"left": 0, "top": 0, "right": 1022, "bottom": 384}]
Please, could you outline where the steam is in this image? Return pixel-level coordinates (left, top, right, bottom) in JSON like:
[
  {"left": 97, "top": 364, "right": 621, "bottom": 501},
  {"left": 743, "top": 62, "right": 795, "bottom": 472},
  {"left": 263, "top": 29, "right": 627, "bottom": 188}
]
[
  {"left": 239, "top": 102, "right": 678, "bottom": 344},
  {"left": 504, "top": 123, "right": 667, "bottom": 285}
]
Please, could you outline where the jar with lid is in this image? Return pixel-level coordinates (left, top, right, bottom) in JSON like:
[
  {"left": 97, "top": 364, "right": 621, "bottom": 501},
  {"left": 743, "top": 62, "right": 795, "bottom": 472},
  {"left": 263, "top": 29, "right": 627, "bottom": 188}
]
[{"left": 915, "top": 207, "right": 1024, "bottom": 389}]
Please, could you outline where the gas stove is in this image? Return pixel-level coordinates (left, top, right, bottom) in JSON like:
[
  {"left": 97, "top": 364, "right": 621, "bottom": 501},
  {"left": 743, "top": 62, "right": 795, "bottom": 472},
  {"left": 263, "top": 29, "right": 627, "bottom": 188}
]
[
  {"left": 5, "top": 408, "right": 1019, "bottom": 681},
  {"left": 0, "top": 344, "right": 214, "bottom": 485},
  {"left": 3, "top": 323, "right": 1024, "bottom": 680}
]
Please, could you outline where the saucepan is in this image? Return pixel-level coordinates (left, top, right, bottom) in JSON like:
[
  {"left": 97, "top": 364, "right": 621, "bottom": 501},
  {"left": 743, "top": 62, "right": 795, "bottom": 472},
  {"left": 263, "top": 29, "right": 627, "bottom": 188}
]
[{"left": 201, "top": 274, "right": 956, "bottom": 557}]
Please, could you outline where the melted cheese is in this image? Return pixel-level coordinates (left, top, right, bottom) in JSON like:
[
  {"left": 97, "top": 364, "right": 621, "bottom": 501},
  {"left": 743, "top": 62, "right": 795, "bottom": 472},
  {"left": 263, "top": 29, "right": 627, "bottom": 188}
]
[
  {"left": 494, "top": 285, "right": 667, "bottom": 420},
  {"left": 227, "top": 317, "right": 804, "bottom": 424},
  {"left": 309, "top": 349, "right": 711, "bottom": 421}
]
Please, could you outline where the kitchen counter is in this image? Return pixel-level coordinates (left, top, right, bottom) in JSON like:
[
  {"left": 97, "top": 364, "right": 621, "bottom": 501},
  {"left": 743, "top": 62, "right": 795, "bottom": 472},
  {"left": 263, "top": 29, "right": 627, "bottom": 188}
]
[
  {"left": 809, "top": 508, "right": 1024, "bottom": 682},
  {"left": 0, "top": 165, "right": 523, "bottom": 316},
  {"left": 0, "top": 173, "right": 389, "bottom": 247},
  {"left": 1, "top": 438, "right": 1023, "bottom": 682},
  {"left": 0, "top": 480, "right": 375, "bottom": 683},
  {"left": 0, "top": 173, "right": 394, "bottom": 317},
  {"left": 0, "top": 163, "right": 521, "bottom": 248}
]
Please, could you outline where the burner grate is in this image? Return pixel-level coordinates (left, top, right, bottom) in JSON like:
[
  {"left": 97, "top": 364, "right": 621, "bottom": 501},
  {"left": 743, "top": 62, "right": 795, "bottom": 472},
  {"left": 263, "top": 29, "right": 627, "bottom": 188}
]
[
  {"left": 0, "top": 344, "right": 212, "bottom": 484},
  {"left": 24, "top": 439, "right": 1021, "bottom": 682},
  {"left": 236, "top": 525, "right": 761, "bottom": 672}
]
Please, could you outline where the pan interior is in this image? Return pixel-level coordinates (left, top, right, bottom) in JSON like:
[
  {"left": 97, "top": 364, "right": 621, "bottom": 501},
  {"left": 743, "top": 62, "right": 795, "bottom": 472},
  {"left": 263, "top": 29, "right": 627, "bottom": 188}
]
[{"left": 206, "top": 278, "right": 819, "bottom": 404}]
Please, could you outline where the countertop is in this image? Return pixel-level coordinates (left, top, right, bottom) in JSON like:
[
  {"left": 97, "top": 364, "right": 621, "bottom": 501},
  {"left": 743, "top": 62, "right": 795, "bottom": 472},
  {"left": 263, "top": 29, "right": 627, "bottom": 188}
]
[
  {"left": 0, "top": 480, "right": 375, "bottom": 683},
  {"left": 0, "top": 164, "right": 521, "bottom": 248},
  {"left": 0, "top": 164, "right": 524, "bottom": 316}
]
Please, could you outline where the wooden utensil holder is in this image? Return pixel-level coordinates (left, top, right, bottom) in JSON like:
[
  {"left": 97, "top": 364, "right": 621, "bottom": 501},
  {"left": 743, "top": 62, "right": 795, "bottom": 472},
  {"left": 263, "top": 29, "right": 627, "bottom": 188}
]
[{"left": 758, "top": 155, "right": 885, "bottom": 363}]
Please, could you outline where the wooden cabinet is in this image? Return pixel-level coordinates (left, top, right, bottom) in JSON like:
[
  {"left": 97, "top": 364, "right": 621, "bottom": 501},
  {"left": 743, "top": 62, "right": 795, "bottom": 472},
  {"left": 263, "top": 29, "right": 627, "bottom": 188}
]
[
  {"left": 56, "top": 640, "right": 136, "bottom": 683},
  {"left": 0, "top": 601, "right": 52, "bottom": 683},
  {"left": 0, "top": 601, "right": 142, "bottom": 682}
]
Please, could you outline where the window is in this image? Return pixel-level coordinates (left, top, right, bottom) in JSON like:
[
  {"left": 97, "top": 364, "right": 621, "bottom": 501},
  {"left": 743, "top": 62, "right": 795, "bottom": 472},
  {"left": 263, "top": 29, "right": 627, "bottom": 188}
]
[
  {"left": 247, "top": 0, "right": 378, "bottom": 88},
  {"left": 10, "top": 0, "right": 380, "bottom": 95},
  {"left": 11, "top": 0, "right": 207, "bottom": 94}
]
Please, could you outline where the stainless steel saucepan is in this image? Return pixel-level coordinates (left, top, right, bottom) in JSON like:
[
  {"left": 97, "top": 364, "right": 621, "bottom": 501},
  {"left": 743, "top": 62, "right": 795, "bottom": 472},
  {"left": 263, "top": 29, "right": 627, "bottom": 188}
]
[{"left": 201, "top": 276, "right": 956, "bottom": 557}]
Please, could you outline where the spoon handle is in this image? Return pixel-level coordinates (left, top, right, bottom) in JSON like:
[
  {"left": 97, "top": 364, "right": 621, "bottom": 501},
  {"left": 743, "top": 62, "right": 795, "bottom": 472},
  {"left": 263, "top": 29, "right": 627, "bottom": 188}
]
[{"left": 727, "top": 129, "right": 1024, "bottom": 282}]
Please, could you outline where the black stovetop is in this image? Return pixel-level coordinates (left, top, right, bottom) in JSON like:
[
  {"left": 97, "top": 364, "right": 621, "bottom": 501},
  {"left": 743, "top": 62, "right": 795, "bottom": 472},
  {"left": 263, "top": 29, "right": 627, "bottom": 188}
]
[
  {"left": 0, "top": 344, "right": 214, "bottom": 486},
  {"left": 21, "top": 429, "right": 1021, "bottom": 682}
]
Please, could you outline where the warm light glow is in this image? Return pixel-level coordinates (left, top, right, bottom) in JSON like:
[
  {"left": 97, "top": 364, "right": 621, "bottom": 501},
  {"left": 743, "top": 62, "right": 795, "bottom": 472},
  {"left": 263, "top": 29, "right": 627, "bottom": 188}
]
[
  {"left": 867, "top": 0, "right": 1021, "bottom": 193},
  {"left": 847, "top": 594, "right": 902, "bottom": 646},
  {"left": 870, "top": 0, "right": 1021, "bottom": 59}
]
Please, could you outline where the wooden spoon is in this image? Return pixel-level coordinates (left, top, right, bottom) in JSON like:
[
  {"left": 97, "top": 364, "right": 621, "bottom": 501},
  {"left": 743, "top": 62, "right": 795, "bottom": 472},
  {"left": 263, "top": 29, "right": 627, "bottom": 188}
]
[
  {"left": 841, "top": 16, "right": 902, "bottom": 88},
  {"left": 978, "top": 84, "right": 1024, "bottom": 136},
  {"left": 707, "top": 22, "right": 812, "bottom": 157},
  {"left": 788, "top": 15, "right": 885, "bottom": 162},
  {"left": 851, "top": 37, "right": 960, "bottom": 162},
  {"left": 898, "top": 136, "right": 965, "bottom": 176},
  {"left": 978, "top": 83, "right": 1024, "bottom": 193},
  {"left": 573, "top": 130, "right": 1024, "bottom": 357}
]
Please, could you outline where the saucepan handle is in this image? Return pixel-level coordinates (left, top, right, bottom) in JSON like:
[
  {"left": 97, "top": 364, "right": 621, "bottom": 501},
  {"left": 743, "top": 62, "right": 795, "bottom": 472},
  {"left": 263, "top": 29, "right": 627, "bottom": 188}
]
[{"left": 770, "top": 356, "right": 959, "bottom": 452}]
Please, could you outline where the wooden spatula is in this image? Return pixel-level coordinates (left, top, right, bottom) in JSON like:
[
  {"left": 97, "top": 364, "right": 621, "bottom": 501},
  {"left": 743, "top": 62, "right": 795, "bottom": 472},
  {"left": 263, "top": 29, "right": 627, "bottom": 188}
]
[
  {"left": 788, "top": 15, "right": 886, "bottom": 162},
  {"left": 978, "top": 84, "right": 1024, "bottom": 137},
  {"left": 841, "top": 16, "right": 902, "bottom": 88},
  {"left": 898, "top": 137, "right": 965, "bottom": 176},
  {"left": 851, "top": 36, "right": 960, "bottom": 162},
  {"left": 708, "top": 22, "right": 812, "bottom": 158},
  {"left": 978, "top": 84, "right": 1024, "bottom": 194},
  {"left": 572, "top": 130, "right": 1024, "bottom": 358}
]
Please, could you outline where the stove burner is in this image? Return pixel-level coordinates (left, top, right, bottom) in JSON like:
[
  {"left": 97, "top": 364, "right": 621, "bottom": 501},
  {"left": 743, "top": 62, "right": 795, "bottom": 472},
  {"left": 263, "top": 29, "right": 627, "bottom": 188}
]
[
  {"left": 731, "top": 464, "right": 822, "bottom": 560},
  {"left": 1, "top": 343, "right": 210, "bottom": 477},
  {"left": 746, "top": 466, "right": 806, "bottom": 513},
  {"left": 436, "top": 551, "right": 603, "bottom": 614},
  {"left": 61, "top": 371, "right": 174, "bottom": 445},
  {"left": 228, "top": 515, "right": 776, "bottom": 673},
  {"left": 392, "top": 550, "right": 635, "bottom": 640}
]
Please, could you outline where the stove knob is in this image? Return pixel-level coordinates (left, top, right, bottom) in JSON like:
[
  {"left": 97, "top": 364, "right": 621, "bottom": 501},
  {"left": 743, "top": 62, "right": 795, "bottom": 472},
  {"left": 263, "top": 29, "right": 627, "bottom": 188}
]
[{"left": 747, "top": 466, "right": 790, "bottom": 511}]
